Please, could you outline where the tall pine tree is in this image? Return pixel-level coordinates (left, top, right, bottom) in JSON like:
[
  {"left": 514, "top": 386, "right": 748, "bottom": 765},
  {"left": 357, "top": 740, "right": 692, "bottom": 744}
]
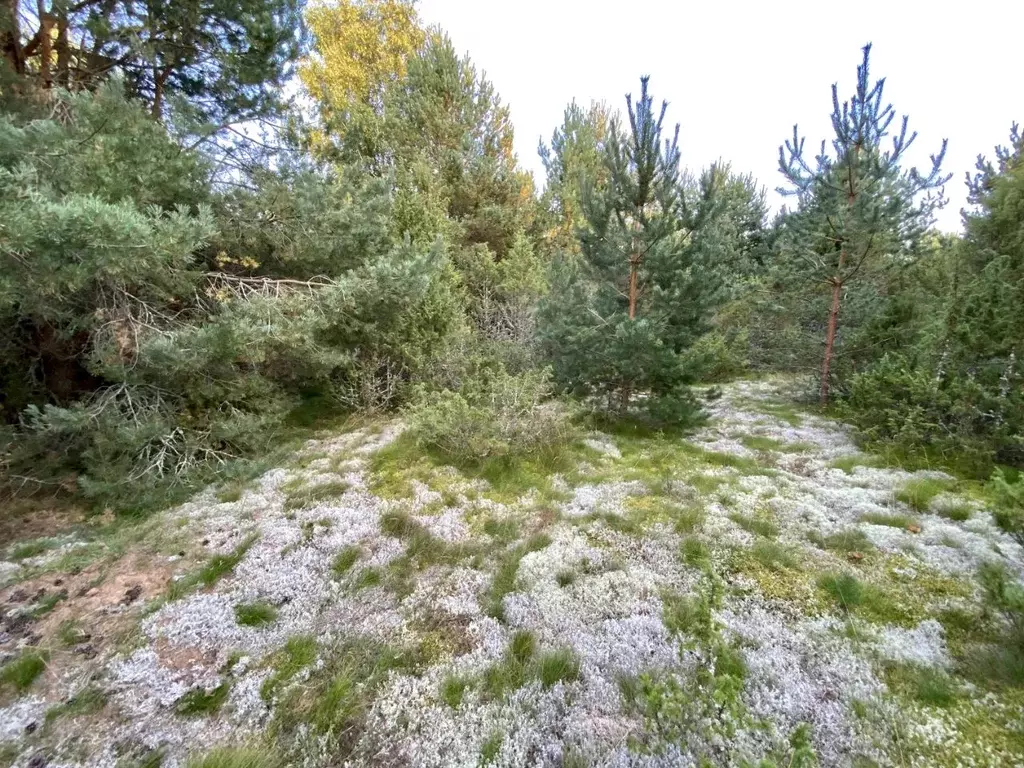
[
  {"left": 541, "top": 77, "right": 712, "bottom": 423},
  {"left": 776, "top": 44, "right": 949, "bottom": 405}
]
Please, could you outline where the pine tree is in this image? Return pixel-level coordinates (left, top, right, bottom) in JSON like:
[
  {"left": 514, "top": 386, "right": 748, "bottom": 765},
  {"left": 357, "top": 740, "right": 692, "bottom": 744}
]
[
  {"left": 541, "top": 77, "right": 712, "bottom": 423},
  {"left": 777, "top": 44, "right": 949, "bottom": 405}
]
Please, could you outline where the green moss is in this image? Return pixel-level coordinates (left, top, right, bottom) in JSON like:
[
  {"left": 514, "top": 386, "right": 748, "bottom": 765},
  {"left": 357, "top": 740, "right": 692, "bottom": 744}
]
[
  {"left": 729, "top": 511, "right": 779, "bottom": 538},
  {"left": 332, "top": 545, "right": 362, "bottom": 576},
  {"left": 484, "top": 534, "right": 552, "bottom": 621},
  {"left": 0, "top": 650, "right": 47, "bottom": 691},
  {"left": 215, "top": 483, "right": 244, "bottom": 503},
  {"left": 175, "top": 682, "right": 230, "bottom": 716},
  {"left": 234, "top": 600, "right": 278, "bottom": 627},
  {"left": 283, "top": 481, "right": 350, "bottom": 511}
]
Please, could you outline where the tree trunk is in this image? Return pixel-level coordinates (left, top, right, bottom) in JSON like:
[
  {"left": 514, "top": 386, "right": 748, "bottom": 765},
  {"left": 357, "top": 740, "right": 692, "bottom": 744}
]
[
  {"left": 54, "top": 9, "right": 69, "bottom": 87},
  {"left": 37, "top": 1, "right": 53, "bottom": 88},
  {"left": 0, "top": 0, "right": 24, "bottom": 76},
  {"left": 821, "top": 277, "right": 842, "bottom": 406},
  {"left": 627, "top": 256, "right": 639, "bottom": 320}
]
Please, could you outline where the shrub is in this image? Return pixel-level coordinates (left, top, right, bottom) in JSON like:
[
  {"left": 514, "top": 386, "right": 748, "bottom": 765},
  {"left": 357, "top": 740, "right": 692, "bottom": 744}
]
[
  {"left": 407, "top": 368, "right": 574, "bottom": 463},
  {"left": 844, "top": 355, "right": 1021, "bottom": 478},
  {"left": 988, "top": 468, "right": 1024, "bottom": 545}
]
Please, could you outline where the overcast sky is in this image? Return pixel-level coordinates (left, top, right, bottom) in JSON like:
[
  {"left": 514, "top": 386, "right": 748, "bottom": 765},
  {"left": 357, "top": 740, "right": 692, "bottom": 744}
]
[{"left": 417, "top": 0, "right": 1022, "bottom": 232}]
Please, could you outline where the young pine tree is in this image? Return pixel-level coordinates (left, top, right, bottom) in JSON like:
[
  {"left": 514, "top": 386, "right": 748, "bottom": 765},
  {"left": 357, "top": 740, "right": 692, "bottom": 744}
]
[
  {"left": 776, "top": 44, "right": 949, "bottom": 405},
  {"left": 541, "top": 77, "right": 712, "bottom": 424}
]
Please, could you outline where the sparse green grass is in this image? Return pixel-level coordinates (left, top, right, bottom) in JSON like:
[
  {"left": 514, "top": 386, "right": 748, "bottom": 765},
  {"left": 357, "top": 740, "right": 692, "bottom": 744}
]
[
  {"left": 380, "top": 510, "right": 476, "bottom": 568},
  {"left": 883, "top": 663, "right": 959, "bottom": 707},
  {"left": 678, "top": 442, "right": 772, "bottom": 474},
  {"left": 260, "top": 635, "right": 317, "bottom": 702},
  {"left": 485, "top": 533, "right": 552, "bottom": 621},
  {"left": 168, "top": 533, "right": 258, "bottom": 601},
  {"left": 353, "top": 566, "right": 383, "bottom": 590},
  {"left": 57, "top": 618, "right": 89, "bottom": 646},
  {"left": 937, "top": 503, "right": 972, "bottom": 522},
  {"left": 480, "top": 630, "right": 580, "bottom": 698},
  {"left": 0, "top": 650, "right": 47, "bottom": 691},
  {"left": 662, "top": 592, "right": 704, "bottom": 636},
  {"left": 440, "top": 674, "right": 470, "bottom": 709},
  {"left": 673, "top": 505, "right": 706, "bottom": 534},
  {"left": 556, "top": 569, "right": 576, "bottom": 587},
  {"left": 234, "top": 600, "right": 278, "bottom": 627},
  {"left": 479, "top": 731, "right": 503, "bottom": 764},
  {"left": 30, "top": 589, "right": 68, "bottom": 618},
  {"left": 9, "top": 538, "right": 58, "bottom": 561},
  {"left": 729, "top": 511, "right": 779, "bottom": 538},
  {"left": 753, "top": 400, "right": 805, "bottom": 427},
  {"left": 175, "top": 681, "right": 230, "bottom": 716},
  {"left": 689, "top": 474, "right": 728, "bottom": 495},
  {"left": 483, "top": 516, "right": 521, "bottom": 543},
  {"left": 273, "top": 638, "right": 419, "bottom": 759},
  {"left": 283, "top": 480, "right": 350, "bottom": 511},
  {"left": 44, "top": 685, "right": 107, "bottom": 724},
  {"left": 750, "top": 540, "right": 800, "bottom": 571},
  {"left": 216, "top": 483, "right": 244, "bottom": 503},
  {"left": 831, "top": 454, "right": 884, "bottom": 474},
  {"left": 187, "top": 747, "right": 282, "bottom": 768},
  {"left": 861, "top": 511, "right": 919, "bottom": 530},
  {"left": 895, "top": 477, "right": 955, "bottom": 513},
  {"left": 680, "top": 537, "right": 711, "bottom": 569},
  {"left": 819, "top": 572, "right": 864, "bottom": 611},
  {"left": 332, "top": 545, "right": 362, "bottom": 576},
  {"left": 809, "top": 528, "right": 873, "bottom": 553},
  {"left": 740, "top": 435, "right": 812, "bottom": 453}
]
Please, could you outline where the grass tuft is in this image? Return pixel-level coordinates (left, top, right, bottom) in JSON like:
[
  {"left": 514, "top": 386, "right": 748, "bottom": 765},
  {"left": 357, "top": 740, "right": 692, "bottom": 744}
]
[
  {"left": 750, "top": 540, "right": 800, "bottom": 571},
  {"left": 168, "top": 533, "right": 258, "bottom": 601},
  {"left": 729, "top": 512, "right": 779, "bottom": 538},
  {"left": 283, "top": 481, "right": 350, "bottom": 511},
  {"left": 187, "top": 747, "right": 282, "bottom": 768},
  {"left": 680, "top": 537, "right": 711, "bottom": 569},
  {"left": 883, "top": 662, "right": 959, "bottom": 707},
  {"left": 895, "top": 477, "right": 955, "bottom": 513},
  {"left": 234, "top": 600, "right": 278, "bottom": 627},
  {"left": 0, "top": 650, "right": 47, "bottom": 691},
  {"left": 819, "top": 572, "right": 864, "bottom": 611},
  {"left": 440, "top": 674, "right": 469, "bottom": 709},
  {"left": 175, "top": 681, "right": 230, "bottom": 716},
  {"left": 809, "top": 528, "right": 873, "bottom": 553},
  {"left": 44, "top": 685, "right": 107, "bottom": 724},
  {"left": 537, "top": 648, "right": 581, "bottom": 688},
  {"left": 556, "top": 569, "right": 576, "bottom": 587},
  {"left": 332, "top": 545, "right": 362, "bottom": 577},
  {"left": 260, "top": 635, "right": 317, "bottom": 702},
  {"left": 861, "top": 511, "right": 919, "bottom": 530}
]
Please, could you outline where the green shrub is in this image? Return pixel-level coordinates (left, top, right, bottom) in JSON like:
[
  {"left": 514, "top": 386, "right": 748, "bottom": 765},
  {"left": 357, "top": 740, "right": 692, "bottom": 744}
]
[
  {"left": 988, "top": 469, "right": 1024, "bottom": 545},
  {"left": 407, "top": 368, "right": 574, "bottom": 463},
  {"left": 844, "top": 355, "right": 1020, "bottom": 478}
]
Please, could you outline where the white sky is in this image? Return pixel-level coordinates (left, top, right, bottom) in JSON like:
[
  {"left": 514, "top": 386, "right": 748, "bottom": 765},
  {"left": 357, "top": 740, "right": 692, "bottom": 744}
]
[{"left": 417, "top": 0, "right": 1022, "bottom": 232}]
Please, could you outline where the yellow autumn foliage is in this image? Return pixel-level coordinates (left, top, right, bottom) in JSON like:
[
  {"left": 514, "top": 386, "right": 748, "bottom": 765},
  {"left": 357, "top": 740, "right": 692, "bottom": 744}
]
[{"left": 300, "top": 0, "right": 425, "bottom": 114}]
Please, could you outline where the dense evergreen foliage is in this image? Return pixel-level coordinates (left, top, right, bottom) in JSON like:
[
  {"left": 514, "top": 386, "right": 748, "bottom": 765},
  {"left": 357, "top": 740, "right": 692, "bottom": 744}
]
[{"left": 0, "top": 0, "right": 1020, "bottom": 511}]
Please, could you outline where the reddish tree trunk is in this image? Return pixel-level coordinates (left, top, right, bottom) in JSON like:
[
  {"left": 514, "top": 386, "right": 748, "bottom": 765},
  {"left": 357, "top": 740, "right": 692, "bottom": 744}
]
[
  {"left": 821, "top": 277, "right": 843, "bottom": 406},
  {"left": 627, "top": 257, "right": 638, "bottom": 320}
]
